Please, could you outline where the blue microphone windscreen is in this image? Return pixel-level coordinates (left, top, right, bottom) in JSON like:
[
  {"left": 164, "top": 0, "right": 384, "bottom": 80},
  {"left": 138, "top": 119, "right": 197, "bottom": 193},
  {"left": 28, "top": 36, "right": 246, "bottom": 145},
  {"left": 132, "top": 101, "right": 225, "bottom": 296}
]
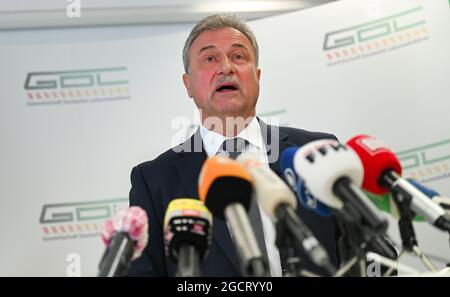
[{"left": 280, "top": 147, "right": 332, "bottom": 217}]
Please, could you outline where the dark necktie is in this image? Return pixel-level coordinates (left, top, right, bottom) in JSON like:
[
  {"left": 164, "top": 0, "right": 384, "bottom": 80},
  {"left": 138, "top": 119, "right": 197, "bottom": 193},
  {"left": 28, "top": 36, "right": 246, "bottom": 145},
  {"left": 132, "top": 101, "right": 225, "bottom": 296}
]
[
  {"left": 219, "top": 137, "right": 270, "bottom": 273},
  {"left": 221, "top": 137, "right": 248, "bottom": 160}
]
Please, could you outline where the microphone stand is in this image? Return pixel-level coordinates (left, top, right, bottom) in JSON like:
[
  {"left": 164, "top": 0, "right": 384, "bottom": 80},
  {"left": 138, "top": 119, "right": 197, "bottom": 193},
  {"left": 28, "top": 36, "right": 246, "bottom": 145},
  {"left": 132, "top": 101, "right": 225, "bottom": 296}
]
[
  {"left": 275, "top": 220, "right": 303, "bottom": 277},
  {"left": 382, "top": 189, "right": 438, "bottom": 276},
  {"left": 334, "top": 218, "right": 368, "bottom": 277},
  {"left": 274, "top": 207, "right": 336, "bottom": 277},
  {"left": 333, "top": 200, "right": 374, "bottom": 277},
  {"left": 334, "top": 203, "right": 398, "bottom": 277}
]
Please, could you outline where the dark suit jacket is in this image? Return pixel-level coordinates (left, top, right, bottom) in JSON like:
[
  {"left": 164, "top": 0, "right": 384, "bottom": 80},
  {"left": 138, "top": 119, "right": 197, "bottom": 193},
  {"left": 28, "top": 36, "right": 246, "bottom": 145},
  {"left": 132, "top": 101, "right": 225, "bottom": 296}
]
[{"left": 127, "top": 119, "right": 340, "bottom": 276}]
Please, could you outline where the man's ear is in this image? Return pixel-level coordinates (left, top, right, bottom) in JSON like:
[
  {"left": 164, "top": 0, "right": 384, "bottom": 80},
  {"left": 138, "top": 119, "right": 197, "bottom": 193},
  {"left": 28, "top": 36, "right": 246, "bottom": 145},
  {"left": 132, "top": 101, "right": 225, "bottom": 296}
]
[
  {"left": 256, "top": 68, "right": 261, "bottom": 81},
  {"left": 182, "top": 73, "right": 193, "bottom": 98}
]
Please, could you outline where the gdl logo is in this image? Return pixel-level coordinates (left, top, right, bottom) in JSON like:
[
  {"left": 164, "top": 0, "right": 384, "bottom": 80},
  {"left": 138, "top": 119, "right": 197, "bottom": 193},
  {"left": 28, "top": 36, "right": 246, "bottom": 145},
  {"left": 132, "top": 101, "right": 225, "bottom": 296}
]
[
  {"left": 39, "top": 198, "right": 128, "bottom": 241},
  {"left": 24, "top": 67, "right": 130, "bottom": 105},
  {"left": 323, "top": 6, "right": 425, "bottom": 51},
  {"left": 24, "top": 67, "right": 128, "bottom": 90}
]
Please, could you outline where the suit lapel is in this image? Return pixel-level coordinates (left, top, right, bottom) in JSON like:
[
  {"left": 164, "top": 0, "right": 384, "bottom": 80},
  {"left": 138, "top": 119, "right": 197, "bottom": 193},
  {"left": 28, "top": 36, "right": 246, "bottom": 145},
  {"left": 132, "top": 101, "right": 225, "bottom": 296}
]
[
  {"left": 258, "top": 119, "right": 296, "bottom": 175},
  {"left": 173, "top": 131, "right": 206, "bottom": 199}
]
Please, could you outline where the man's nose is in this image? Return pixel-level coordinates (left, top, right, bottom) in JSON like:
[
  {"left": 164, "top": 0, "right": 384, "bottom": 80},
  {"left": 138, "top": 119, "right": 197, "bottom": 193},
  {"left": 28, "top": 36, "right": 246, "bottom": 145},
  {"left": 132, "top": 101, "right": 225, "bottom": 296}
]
[{"left": 218, "top": 57, "right": 235, "bottom": 75}]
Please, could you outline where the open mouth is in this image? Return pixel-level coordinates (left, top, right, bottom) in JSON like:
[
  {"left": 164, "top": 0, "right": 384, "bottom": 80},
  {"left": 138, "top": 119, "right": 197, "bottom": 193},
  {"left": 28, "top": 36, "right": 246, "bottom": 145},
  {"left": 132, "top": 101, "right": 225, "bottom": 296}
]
[{"left": 215, "top": 84, "right": 239, "bottom": 93}]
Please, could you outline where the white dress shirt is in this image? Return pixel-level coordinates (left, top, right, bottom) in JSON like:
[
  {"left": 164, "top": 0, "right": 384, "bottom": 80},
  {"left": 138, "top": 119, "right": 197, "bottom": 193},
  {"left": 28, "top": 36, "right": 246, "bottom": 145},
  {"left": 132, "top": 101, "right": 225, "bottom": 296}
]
[{"left": 199, "top": 117, "right": 283, "bottom": 277}]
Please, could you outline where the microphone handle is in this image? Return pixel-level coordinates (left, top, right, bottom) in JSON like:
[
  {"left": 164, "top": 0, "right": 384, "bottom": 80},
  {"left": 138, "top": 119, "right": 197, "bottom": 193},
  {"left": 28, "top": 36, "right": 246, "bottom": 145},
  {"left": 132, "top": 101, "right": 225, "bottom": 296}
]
[
  {"left": 333, "top": 177, "right": 388, "bottom": 235},
  {"left": 225, "top": 203, "right": 267, "bottom": 277},
  {"left": 98, "top": 233, "right": 135, "bottom": 277},
  {"left": 176, "top": 244, "right": 201, "bottom": 277},
  {"left": 379, "top": 170, "right": 419, "bottom": 249},
  {"left": 275, "top": 204, "right": 336, "bottom": 275},
  {"left": 391, "top": 189, "right": 419, "bottom": 251}
]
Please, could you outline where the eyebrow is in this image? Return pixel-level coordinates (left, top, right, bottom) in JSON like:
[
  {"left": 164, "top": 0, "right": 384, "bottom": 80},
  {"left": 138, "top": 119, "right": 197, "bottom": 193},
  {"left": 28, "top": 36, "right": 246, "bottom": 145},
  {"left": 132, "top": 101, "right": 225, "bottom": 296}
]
[{"left": 198, "top": 43, "right": 249, "bottom": 55}]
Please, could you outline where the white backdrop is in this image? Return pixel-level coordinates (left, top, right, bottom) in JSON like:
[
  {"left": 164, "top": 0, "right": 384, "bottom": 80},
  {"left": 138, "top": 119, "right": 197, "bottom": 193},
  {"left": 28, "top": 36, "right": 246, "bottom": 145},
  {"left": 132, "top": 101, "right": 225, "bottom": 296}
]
[{"left": 0, "top": 0, "right": 448, "bottom": 276}]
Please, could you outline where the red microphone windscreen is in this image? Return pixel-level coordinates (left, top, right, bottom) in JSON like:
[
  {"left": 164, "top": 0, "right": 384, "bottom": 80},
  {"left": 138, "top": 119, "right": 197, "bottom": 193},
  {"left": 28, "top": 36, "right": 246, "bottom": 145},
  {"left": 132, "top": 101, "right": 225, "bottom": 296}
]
[{"left": 346, "top": 135, "right": 402, "bottom": 195}]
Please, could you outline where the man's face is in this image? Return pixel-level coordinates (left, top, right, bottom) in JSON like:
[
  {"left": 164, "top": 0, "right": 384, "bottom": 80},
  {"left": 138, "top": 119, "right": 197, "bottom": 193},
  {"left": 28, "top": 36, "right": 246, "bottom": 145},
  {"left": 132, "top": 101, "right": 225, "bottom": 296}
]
[{"left": 183, "top": 27, "right": 261, "bottom": 121}]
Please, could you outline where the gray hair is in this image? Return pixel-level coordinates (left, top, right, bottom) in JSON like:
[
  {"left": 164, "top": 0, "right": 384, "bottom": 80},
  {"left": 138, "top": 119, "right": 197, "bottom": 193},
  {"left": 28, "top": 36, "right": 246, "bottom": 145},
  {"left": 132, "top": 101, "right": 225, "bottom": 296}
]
[{"left": 182, "top": 14, "right": 259, "bottom": 73}]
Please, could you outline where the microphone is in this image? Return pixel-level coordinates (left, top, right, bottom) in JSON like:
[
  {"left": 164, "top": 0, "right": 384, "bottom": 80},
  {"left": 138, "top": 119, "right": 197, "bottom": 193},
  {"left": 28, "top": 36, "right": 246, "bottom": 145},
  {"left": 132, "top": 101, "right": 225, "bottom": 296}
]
[
  {"left": 280, "top": 147, "right": 332, "bottom": 217},
  {"left": 98, "top": 206, "right": 148, "bottom": 277},
  {"left": 236, "top": 152, "right": 336, "bottom": 275},
  {"left": 198, "top": 156, "right": 268, "bottom": 277},
  {"left": 293, "top": 139, "right": 388, "bottom": 236},
  {"left": 163, "top": 198, "right": 212, "bottom": 277},
  {"left": 281, "top": 140, "right": 397, "bottom": 259},
  {"left": 282, "top": 146, "right": 392, "bottom": 220},
  {"left": 347, "top": 135, "right": 450, "bottom": 233}
]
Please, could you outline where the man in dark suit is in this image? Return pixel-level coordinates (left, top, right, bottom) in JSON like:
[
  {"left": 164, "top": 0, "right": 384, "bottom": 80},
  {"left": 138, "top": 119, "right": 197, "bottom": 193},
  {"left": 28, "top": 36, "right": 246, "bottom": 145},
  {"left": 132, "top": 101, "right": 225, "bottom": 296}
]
[{"left": 128, "top": 14, "right": 341, "bottom": 277}]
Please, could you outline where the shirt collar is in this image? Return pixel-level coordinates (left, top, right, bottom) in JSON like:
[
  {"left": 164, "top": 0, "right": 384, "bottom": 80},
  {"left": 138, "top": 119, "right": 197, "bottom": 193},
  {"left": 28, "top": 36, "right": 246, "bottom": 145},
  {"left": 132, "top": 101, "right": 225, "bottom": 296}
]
[{"left": 199, "top": 117, "right": 264, "bottom": 157}]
